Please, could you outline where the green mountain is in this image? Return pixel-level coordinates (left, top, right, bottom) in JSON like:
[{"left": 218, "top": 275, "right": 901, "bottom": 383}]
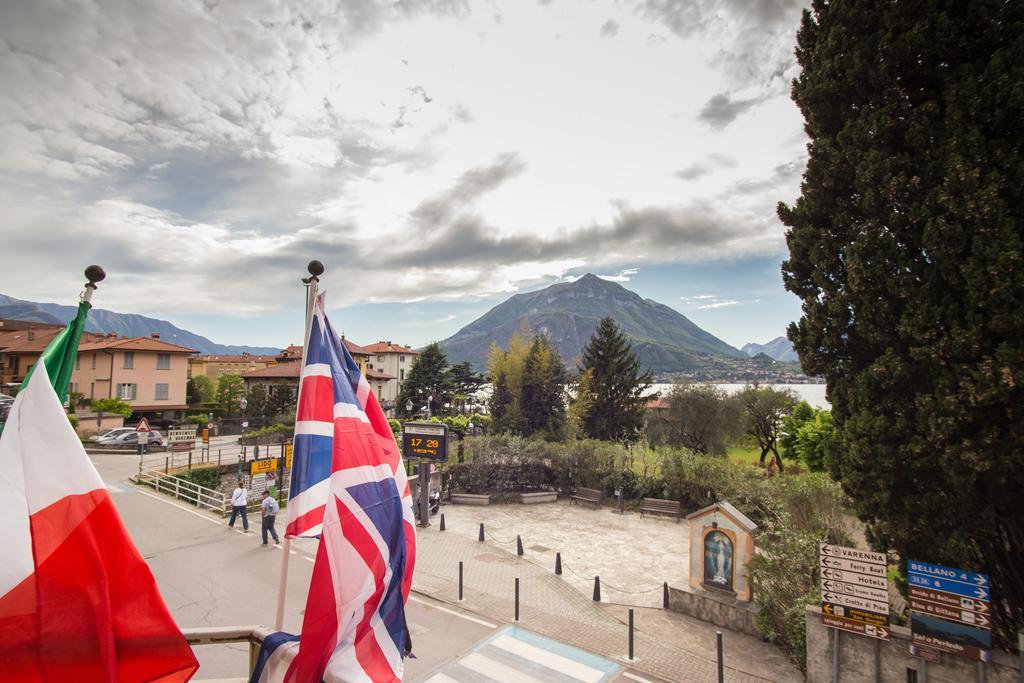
[{"left": 438, "top": 274, "right": 745, "bottom": 373}]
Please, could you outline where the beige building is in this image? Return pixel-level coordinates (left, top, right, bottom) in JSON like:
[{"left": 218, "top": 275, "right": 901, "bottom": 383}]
[
  {"left": 239, "top": 338, "right": 409, "bottom": 417},
  {"left": 74, "top": 334, "right": 195, "bottom": 420},
  {"left": 188, "top": 353, "right": 278, "bottom": 383},
  {"left": 0, "top": 320, "right": 194, "bottom": 423},
  {"left": 359, "top": 341, "right": 419, "bottom": 412}
]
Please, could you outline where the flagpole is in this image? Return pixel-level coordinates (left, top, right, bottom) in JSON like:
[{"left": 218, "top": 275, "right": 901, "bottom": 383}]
[{"left": 274, "top": 260, "right": 324, "bottom": 631}]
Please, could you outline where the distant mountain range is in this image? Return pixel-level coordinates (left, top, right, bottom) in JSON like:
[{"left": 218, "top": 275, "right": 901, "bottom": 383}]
[
  {"left": 0, "top": 294, "right": 280, "bottom": 356},
  {"left": 438, "top": 274, "right": 747, "bottom": 373},
  {"left": 741, "top": 336, "right": 799, "bottom": 363}
]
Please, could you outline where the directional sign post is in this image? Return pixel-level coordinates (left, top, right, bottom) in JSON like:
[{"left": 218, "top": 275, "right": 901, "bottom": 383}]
[
  {"left": 908, "top": 560, "right": 991, "bottom": 661},
  {"left": 819, "top": 544, "right": 889, "bottom": 640}
]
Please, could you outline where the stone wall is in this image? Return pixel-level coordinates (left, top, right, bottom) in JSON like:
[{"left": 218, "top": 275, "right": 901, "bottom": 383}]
[
  {"left": 805, "top": 605, "right": 1020, "bottom": 682},
  {"left": 668, "top": 584, "right": 759, "bottom": 637}
]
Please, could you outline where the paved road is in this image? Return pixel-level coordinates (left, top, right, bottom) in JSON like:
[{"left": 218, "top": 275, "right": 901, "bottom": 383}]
[{"left": 92, "top": 452, "right": 660, "bottom": 682}]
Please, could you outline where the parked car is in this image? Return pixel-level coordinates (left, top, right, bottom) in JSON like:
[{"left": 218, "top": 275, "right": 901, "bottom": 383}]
[
  {"left": 90, "top": 427, "right": 135, "bottom": 442},
  {"left": 97, "top": 430, "right": 165, "bottom": 450}
]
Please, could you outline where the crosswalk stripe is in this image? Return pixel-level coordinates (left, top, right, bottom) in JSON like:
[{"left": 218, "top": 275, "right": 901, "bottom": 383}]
[
  {"left": 458, "top": 652, "right": 548, "bottom": 683},
  {"left": 422, "top": 673, "right": 461, "bottom": 683},
  {"left": 490, "top": 634, "right": 605, "bottom": 682}
]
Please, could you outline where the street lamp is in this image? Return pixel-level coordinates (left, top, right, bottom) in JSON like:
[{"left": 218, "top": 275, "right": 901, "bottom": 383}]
[{"left": 240, "top": 395, "right": 248, "bottom": 435}]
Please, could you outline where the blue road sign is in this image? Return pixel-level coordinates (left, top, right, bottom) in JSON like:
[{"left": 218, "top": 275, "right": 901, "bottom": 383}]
[
  {"left": 908, "top": 560, "right": 989, "bottom": 589},
  {"left": 908, "top": 573, "right": 990, "bottom": 601}
]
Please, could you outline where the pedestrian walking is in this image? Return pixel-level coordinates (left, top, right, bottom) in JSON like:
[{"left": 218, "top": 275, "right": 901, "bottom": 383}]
[
  {"left": 261, "top": 490, "right": 280, "bottom": 546},
  {"left": 228, "top": 480, "right": 249, "bottom": 532}
]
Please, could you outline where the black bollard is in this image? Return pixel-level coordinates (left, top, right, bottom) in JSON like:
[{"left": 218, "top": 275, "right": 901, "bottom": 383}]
[
  {"left": 516, "top": 535, "right": 524, "bottom": 556},
  {"left": 593, "top": 576, "right": 601, "bottom": 602},
  {"left": 628, "top": 608, "right": 634, "bottom": 660},
  {"left": 717, "top": 631, "right": 724, "bottom": 683},
  {"left": 478, "top": 522, "right": 485, "bottom": 542},
  {"left": 440, "top": 513, "right": 446, "bottom": 531},
  {"left": 514, "top": 577, "right": 520, "bottom": 621},
  {"left": 458, "top": 561, "right": 464, "bottom": 601},
  {"left": 555, "top": 552, "right": 562, "bottom": 575},
  {"left": 663, "top": 581, "right": 670, "bottom": 609}
]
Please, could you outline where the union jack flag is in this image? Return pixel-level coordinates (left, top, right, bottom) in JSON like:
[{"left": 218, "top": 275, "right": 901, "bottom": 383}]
[{"left": 262, "top": 293, "right": 416, "bottom": 683}]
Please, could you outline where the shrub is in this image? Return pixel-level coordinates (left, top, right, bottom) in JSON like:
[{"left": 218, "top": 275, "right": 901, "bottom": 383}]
[{"left": 178, "top": 466, "right": 221, "bottom": 491}]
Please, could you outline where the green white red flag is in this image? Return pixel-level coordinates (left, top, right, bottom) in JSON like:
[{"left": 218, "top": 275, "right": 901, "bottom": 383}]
[{"left": 0, "top": 350, "right": 198, "bottom": 679}]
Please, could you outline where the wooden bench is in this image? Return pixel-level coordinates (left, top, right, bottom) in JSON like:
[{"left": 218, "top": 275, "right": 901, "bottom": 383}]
[
  {"left": 640, "top": 497, "right": 682, "bottom": 521},
  {"left": 570, "top": 487, "right": 602, "bottom": 508}
]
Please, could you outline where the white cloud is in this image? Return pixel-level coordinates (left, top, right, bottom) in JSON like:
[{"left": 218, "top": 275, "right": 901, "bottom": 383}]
[{"left": 0, "top": 0, "right": 809, "bottom": 326}]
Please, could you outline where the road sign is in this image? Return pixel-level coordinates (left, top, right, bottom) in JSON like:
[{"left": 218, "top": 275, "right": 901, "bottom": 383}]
[
  {"left": 911, "top": 614, "right": 991, "bottom": 662},
  {"left": 285, "top": 444, "right": 293, "bottom": 468},
  {"left": 822, "top": 580, "right": 888, "bottom": 602},
  {"left": 818, "top": 553, "right": 887, "bottom": 578},
  {"left": 202, "top": 428, "right": 209, "bottom": 444},
  {"left": 250, "top": 458, "right": 277, "bottom": 475},
  {"left": 820, "top": 544, "right": 885, "bottom": 565},
  {"left": 909, "top": 587, "right": 990, "bottom": 615},
  {"left": 819, "top": 543, "right": 889, "bottom": 640},
  {"left": 820, "top": 567, "right": 887, "bottom": 590},
  {"left": 822, "top": 602, "right": 888, "bottom": 628},
  {"left": 909, "top": 560, "right": 991, "bottom": 662},
  {"left": 907, "top": 573, "right": 990, "bottom": 600},
  {"left": 402, "top": 422, "right": 449, "bottom": 460},
  {"left": 823, "top": 614, "right": 890, "bottom": 641},
  {"left": 821, "top": 591, "right": 888, "bottom": 615},
  {"left": 910, "top": 596, "right": 991, "bottom": 628},
  {"left": 909, "top": 645, "right": 941, "bottom": 663},
  {"left": 135, "top": 417, "right": 152, "bottom": 433},
  {"left": 909, "top": 561, "right": 989, "bottom": 588}
]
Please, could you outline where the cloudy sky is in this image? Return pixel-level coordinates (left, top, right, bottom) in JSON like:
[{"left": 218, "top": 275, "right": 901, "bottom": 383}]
[{"left": 0, "top": 0, "right": 810, "bottom": 350}]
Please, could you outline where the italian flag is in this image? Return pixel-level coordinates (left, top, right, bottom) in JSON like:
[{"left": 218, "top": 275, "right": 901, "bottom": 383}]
[{"left": 0, "top": 308, "right": 198, "bottom": 681}]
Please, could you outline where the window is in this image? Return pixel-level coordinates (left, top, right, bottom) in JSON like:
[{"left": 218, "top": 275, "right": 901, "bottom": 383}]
[
  {"left": 118, "top": 383, "right": 137, "bottom": 400},
  {"left": 400, "top": 355, "right": 405, "bottom": 363},
  {"left": 123, "top": 351, "right": 134, "bottom": 369},
  {"left": 156, "top": 353, "right": 170, "bottom": 369},
  {"left": 155, "top": 383, "right": 169, "bottom": 400},
  {"left": 377, "top": 355, "right": 385, "bottom": 362},
  {"left": 91, "top": 353, "right": 96, "bottom": 370},
  {"left": 75, "top": 355, "right": 80, "bottom": 370},
  {"left": 10, "top": 356, "right": 18, "bottom": 374},
  {"left": 400, "top": 369, "right": 405, "bottom": 381}
]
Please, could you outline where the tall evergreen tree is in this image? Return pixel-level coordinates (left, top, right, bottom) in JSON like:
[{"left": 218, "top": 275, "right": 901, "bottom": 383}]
[
  {"left": 396, "top": 342, "right": 454, "bottom": 417},
  {"left": 488, "top": 369, "right": 516, "bottom": 434},
  {"left": 779, "top": 0, "right": 1024, "bottom": 643},
  {"left": 521, "top": 336, "right": 569, "bottom": 439},
  {"left": 578, "top": 317, "right": 652, "bottom": 442}
]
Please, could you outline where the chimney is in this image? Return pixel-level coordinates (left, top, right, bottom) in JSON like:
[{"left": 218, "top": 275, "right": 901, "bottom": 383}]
[
  {"left": 151, "top": 332, "right": 161, "bottom": 339},
  {"left": 27, "top": 330, "right": 35, "bottom": 341}
]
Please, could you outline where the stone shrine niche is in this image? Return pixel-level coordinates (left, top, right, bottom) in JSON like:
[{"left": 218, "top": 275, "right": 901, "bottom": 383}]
[{"left": 687, "top": 501, "right": 757, "bottom": 603}]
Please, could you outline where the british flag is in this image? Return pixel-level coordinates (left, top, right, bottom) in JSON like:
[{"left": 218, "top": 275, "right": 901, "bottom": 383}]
[{"left": 266, "top": 293, "right": 416, "bottom": 683}]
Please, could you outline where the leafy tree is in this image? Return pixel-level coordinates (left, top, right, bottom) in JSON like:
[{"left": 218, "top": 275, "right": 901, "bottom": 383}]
[
  {"left": 780, "top": 401, "right": 816, "bottom": 463},
  {"left": 520, "top": 336, "right": 569, "bottom": 440},
  {"left": 567, "top": 368, "right": 595, "bottom": 440},
  {"left": 215, "top": 373, "right": 245, "bottom": 416},
  {"left": 187, "top": 375, "right": 215, "bottom": 405},
  {"left": 267, "top": 385, "right": 296, "bottom": 419},
  {"left": 245, "top": 383, "right": 269, "bottom": 422},
  {"left": 485, "top": 325, "right": 532, "bottom": 431},
  {"left": 665, "top": 383, "right": 741, "bottom": 456},
  {"left": 448, "top": 361, "right": 486, "bottom": 402},
  {"left": 794, "top": 411, "right": 838, "bottom": 473},
  {"left": 779, "top": 0, "right": 1024, "bottom": 643},
  {"left": 396, "top": 342, "right": 454, "bottom": 418},
  {"left": 578, "top": 317, "right": 652, "bottom": 442},
  {"left": 90, "top": 396, "right": 132, "bottom": 418},
  {"left": 738, "top": 386, "right": 797, "bottom": 470}
]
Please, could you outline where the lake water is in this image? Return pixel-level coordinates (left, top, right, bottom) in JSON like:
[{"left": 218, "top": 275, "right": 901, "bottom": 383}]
[{"left": 651, "top": 383, "right": 829, "bottom": 409}]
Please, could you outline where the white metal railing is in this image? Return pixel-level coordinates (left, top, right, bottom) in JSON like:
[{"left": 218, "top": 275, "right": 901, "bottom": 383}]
[
  {"left": 136, "top": 466, "right": 228, "bottom": 515},
  {"left": 183, "top": 625, "right": 272, "bottom": 679}
]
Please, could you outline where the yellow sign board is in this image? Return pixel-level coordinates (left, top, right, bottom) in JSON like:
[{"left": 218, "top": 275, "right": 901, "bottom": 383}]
[
  {"left": 250, "top": 458, "right": 277, "bottom": 475},
  {"left": 285, "top": 444, "right": 293, "bottom": 469}
]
